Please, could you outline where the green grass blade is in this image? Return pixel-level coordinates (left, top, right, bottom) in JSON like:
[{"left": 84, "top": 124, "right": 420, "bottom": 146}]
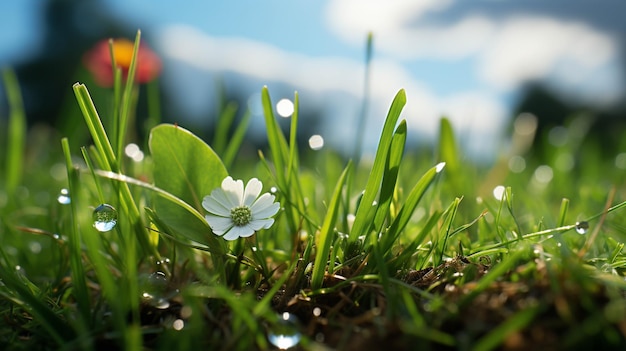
[
  {"left": 61, "top": 138, "right": 91, "bottom": 323},
  {"left": 2, "top": 68, "right": 26, "bottom": 196},
  {"left": 437, "top": 118, "right": 460, "bottom": 176},
  {"left": 434, "top": 197, "right": 461, "bottom": 266},
  {"left": 349, "top": 89, "right": 406, "bottom": 243},
  {"left": 222, "top": 109, "right": 251, "bottom": 169},
  {"left": 116, "top": 30, "right": 142, "bottom": 163},
  {"left": 311, "top": 163, "right": 351, "bottom": 289},
  {"left": 372, "top": 120, "right": 406, "bottom": 237},
  {"left": 558, "top": 198, "right": 570, "bottom": 227},
  {"left": 213, "top": 101, "right": 238, "bottom": 155},
  {"left": 381, "top": 162, "right": 445, "bottom": 253},
  {"left": 0, "top": 267, "right": 75, "bottom": 345},
  {"left": 472, "top": 305, "right": 542, "bottom": 351}
]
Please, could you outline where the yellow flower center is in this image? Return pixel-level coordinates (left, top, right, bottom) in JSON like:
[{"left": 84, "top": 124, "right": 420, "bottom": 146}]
[{"left": 112, "top": 39, "right": 135, "bottom": 68}]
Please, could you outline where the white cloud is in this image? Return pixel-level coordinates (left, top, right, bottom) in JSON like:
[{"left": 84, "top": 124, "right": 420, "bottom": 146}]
[
  {"left": 326, "top": 0, "right": 492, "bottom": 60},
  {"left": 325, "top": 0, "right": 623, "bottom": 104},
  {"left": 157, "top": 25, "right": 507, "bottom": 157}
]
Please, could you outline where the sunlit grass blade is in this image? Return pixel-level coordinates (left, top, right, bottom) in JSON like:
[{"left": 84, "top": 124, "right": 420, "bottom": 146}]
[
  {"left": 372, "top": 120, "right": 406, "bottom": 237},
  {"left": 2, "top": 68, "right": 26, "bottom": 196},
  {"left": 434, "top": 197, "right": 461, "bottom": 266},
  {"left": 116, "top": 30, "right": 141, "bottom": 163},
  {"left": 311, "top": 163, "right": 351, "bottom": 289},
  {"left": 222, "top": 109, "right": 251, "bottom": 169},
  {"left": 380, "top": 162, "right": 446, "bottom": 254},
  {"left": 61, "top": 138, "right": 91, "bottom": 324},
  {"left": 437, "top": 117, "right": 459, "bottom": 175},
  {"left": 349, "top": 89, "right": 406, "bottom": 243},
  {"left": 73, "top": 83, "right": 158, "bottom": 259}
]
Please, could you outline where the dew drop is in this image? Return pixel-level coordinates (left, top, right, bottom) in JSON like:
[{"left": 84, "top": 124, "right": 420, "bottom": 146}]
[
  {"left": 57, "top": 188, "right": 71, "bottom": 205},
  {"left": 93, "top": 204, "right": 117, "bottom": 232},
  {"left": 140, "top": 271, "right": 176, "bottom": 309},
  {"left": 575, "top": 221, "right": 589, "bottom": 235},
  {"left": 268, "top": 312, "right": 301, "bottom": 350},
  {"left": 435, "top": 162, "right": 446, "bottom": 173}
]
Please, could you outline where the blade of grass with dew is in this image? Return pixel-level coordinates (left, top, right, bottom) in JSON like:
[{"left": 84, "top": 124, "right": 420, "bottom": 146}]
[
  {"left": 349, "top": 89, "right": 406, "bottom": 243},
  {"left": 60, "top": 139, "right": 91, "bottom": 324},
  {"left": 2, "top": 68, "right": 26, "bottom": 197},
  {"left": 380, "top": 162, "right": 446, "bottom": 254},
  {"left": 149, "top": 124, "right": 227, "bottom": 254},
  {"left": 311, "top": 163, "right": 351, "bottom": 290},
  {"left": 73, "top": 83, "right": 159, "bottom": 260},
  {"left": 372, "top": 120, "right": 407, "bottom": 238}
]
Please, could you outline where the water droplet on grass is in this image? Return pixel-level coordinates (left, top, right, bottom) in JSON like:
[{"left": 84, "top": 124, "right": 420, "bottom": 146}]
[
  {"left": 268, "top": 312, "right": 301, "bottom": 350},
  {"left": 435, "top": 162, "right": 446, "bottom": 173},
  {"left": 140, "top": 271, "right": 176, "bottom": 309},
  {"left": 93, "top": 204, "right": 117, "bottom": 232},
  {"left": 575, "top": 221, "right": 589, "bottom": 235},
  {"left": 57, "top": 188, "right": 71, "bottom": 204}
]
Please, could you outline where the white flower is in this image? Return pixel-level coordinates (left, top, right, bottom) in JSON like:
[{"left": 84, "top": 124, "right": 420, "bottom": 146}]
[{"left": 202, "top": 176, "right": 280, "bottom": 241}]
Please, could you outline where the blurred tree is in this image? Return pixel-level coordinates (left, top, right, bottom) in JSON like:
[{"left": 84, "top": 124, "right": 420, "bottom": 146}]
[
  {"left": 514, "top": 82, "right": 626, "bottom": 160},
  {"left": 12, "top": 0, "right": 133, "bottom": 129}
]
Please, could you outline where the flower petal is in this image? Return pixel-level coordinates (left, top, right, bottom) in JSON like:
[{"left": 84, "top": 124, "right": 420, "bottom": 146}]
[
  {"left": 205, "top": 215, "right": 234, "bottom": 235},
  {"left": 210, "top": 187, "right": 237, "bottom": 210},
  {"left": 223, "top": 225, "right": 254, "bottom": 240},
  {"left": 248, "top": 218, "right": 274, "bottom": 231},
  {"left": 221, "top": 176, "right": 244, "bottom": 206},
  {"left": 250, "top": 194, "right": 280, "bottom": 217},
  {"left": 242, "top": 178, "right": 263, "bottom": 207},
  {"left": 202, "top": 195, "right": 231, "bottom": 216}
]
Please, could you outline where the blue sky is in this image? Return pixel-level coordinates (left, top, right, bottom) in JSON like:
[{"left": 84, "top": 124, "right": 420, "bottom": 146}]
[{"left": 1, "top": 0, "right": 625, "bottom": 159}]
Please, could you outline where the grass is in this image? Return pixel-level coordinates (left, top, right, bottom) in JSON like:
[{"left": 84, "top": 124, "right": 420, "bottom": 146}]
[{"left": 1, "top": 33, "right": 626, "bottom": 351}]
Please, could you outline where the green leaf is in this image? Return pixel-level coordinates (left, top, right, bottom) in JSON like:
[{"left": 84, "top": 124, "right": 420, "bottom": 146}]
[{"left": 149, "top": 123, "right": 228, "bottom": 247}]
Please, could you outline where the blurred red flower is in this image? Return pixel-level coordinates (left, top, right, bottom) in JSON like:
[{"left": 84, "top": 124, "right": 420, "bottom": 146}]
[{"left": 83, "top": 38, "right": 161, "bottom": 87}]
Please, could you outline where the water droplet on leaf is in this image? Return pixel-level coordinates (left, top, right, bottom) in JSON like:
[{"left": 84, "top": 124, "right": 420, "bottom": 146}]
[
  {"left": 93, "top": 204, "right": 117, "bottom": 232},
  {"left": 575, "top": 221, "right": 589, "bottom": 235},
  {"left": 57, "top": 188, "right": 71, "bottom": 205},
  {"left": 268, "top": 312, "right": 301, "bottom": 350}
]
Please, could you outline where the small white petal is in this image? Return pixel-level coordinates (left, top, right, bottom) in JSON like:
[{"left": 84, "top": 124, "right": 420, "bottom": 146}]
[
  {"left": 243, "top": 178, "right": 263, "bottom": 206},
  {"left": 221, "top": 176, "right": 245, "bottom": 206},
  {"left": 210, "top": 188, "right": 236, "bottom": 209},
  {"left": 248, "top": 218, "right": 274, "bottom": 231},
  {"left": 202, "top": 195, "right": 231, "bottom": 216},
  {"left": 251, "top": 194, "right": 279, "bottom": 215},
  {"left": 253, "top": 202, "right": 280, "bottom": 219},
  {"left": 205, "top": 215, "right": 234, "bottom": 235},
  {"left": 224, "top": 225, "right": 254, "bottom": 240}
]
